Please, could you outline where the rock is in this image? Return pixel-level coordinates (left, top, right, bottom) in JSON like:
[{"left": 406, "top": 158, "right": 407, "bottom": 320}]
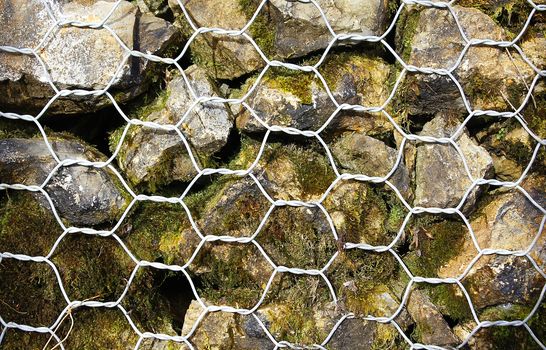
[
  {"left": 406, "top": 289, "right": 460, "bottom": 346},
  {"left": 113, "top": 65, "right": 233, "bottom": 190},
  {"left": 0, "top": 137, "right": 130, "bottom": 226},
  {"left": 180, "top": 300, "right": 274, "bottom": 350},
  {"left": 268, "top": 0, "right": 390, "bottom": 57},
  {"left": 414, "top": 115, "right": 493, "bottom": 210},
  {"left": 0, "top": 0, "right": 179, "bottom": 114},
  {"left": 330, "top": 132, "right": 412, "bottom": 199},
  {"left": 170, "top": 0, "right": 391, "bottom": 79},
  {"left": 396, "top": 5, "right": 536, "bottom": 115},
  {"left": 439, "top": 183, "right": 546, "bottom": 310},
  {"left": 236, "top": 53, "right": 394, "bottom": 134}
]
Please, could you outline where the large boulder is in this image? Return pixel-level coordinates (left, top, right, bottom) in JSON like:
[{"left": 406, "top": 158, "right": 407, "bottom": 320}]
[
  {"left": 0, "top": 0, "right": 180, "bottom": 114},
  {"left": 170, "top": 0, "right": 391, "bottom": 79},
  {"left": 0, "top": 137, "right": 130, "bottom": 226},
  {"left": 112, "top": 65, "right": 233, "bottom": 191}
]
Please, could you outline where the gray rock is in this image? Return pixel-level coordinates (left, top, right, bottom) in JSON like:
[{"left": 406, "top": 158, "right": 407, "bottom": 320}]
[
  {"left": 180, "top": 300, "right": 274, "bottom": 350},
  {"left": 331, "top": 132, "right": 412, "bottom": 199},
  {"left": 0, "top": 0, "right": 179, "bottom": 114},
  {"left": 170, "top": 0, "right": 391, "bottom": 79},
  {"left": 414, "top": 115, "right": 493, "bottom": 211},
  {"left": 397, "top": 5, "right": 536, "bottom": 115},
  {"left": 115, "top": 65, "right": 233, "bottom": 190},
  {"left": 0, "top": 138, "right": 130, "bottom": 226}
]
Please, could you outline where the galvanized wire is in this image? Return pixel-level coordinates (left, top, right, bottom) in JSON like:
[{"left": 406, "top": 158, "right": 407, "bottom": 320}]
[{"left": 0, "top": 0, "right": 545, "bottom": 349}]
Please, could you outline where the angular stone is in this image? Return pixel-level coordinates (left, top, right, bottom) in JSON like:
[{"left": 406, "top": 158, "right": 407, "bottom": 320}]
[
  {"left": 170, "top": 0, "right": 392, "bottom": 79},
  {"left": 114, "top": 65, "right": 233, "bottom": 190},
  {"left": 397, "top": 5, "right": 536, "bottom": 115},
  {"left": 0, "top": 0, "right": 180, "bottom": 114},
  {"left": 414, "top": 115, "right": 493, "bottom": 210},
  {"left": 0, "top": 137, "right": 130, "bottom": 226},
  {"left": 331, "top": 132, "right": 412, "bottom": 198},
  {"left": 439, "top": 181, "right": 546, "bottom": 309},
  {"left": 236, "top": 54, "right": 394, "bottom": 134},
  {"left": 406, "top": 289, "right": 460, "bottom": 346}
]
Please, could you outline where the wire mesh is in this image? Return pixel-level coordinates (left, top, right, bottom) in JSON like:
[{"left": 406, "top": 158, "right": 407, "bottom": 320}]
[{"left": 0, "top": 0, "right": 545, "bottom": 349}]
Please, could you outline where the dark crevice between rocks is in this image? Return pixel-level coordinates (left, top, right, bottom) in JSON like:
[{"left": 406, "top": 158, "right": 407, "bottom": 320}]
[
  {"left": 213, "top": 126, "right": 243, "bottom": 167},
  {"left": 39, "top": 106, "right": 127, "bottom": 157},
  {"left": 152, "top": 261, "right": 196, "bottom": 335}
]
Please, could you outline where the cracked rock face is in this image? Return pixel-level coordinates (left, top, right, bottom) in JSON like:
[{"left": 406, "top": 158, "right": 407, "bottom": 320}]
[
  {"left": 169, "top": 0, "right": 391, "bottom": 79},
  {"left": 413, "top": 115, "right": 493, "bottom": 211},
  {"left": 0, "top": 0, "right": 179, "bottom": 114},
  {"left": 114, "top": 65, "right": 233, "bottom": 190},
  {"left": 0, "top": 138, "right": 129, "bottom": 226}
]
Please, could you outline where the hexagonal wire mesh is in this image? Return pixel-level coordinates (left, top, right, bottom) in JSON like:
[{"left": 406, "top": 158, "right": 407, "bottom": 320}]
[{"left": 0, "top": 0, "right": 545, "bottom": 349}]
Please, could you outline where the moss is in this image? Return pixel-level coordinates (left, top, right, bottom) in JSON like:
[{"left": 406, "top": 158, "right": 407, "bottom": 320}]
[
  {"left": 324, "top": 181, "right": 407, "bottom": 247},
  {"left": 427, "top": 283, "right": 473, "bottom": 321},
  {"left": 398, "top": 9, "right": 422, "bottom": 62},
  {"left": 329, "top": 250, "right": 399, "bottom": 316},
  {"left": 405, "top": 215, "right": 466, "bottom": 277},
  {"left": 122, "top": 201, "right": 193, "bottom": 265},
  {"left": 257, "top": 206, "right": 337, "bottom": 269},
  {"left": 0, "top": 119, "right": 38, "bottom": 140},
  {"left": 192, "top": 242, "right": 269, "bottom": 309},
  {"left": 0, "top": 191, "right": 60, "bottom": 257},
  {"left": 58, "top": 308, "right": 140, "bottom": 350},
  {"left": 239, "top": 0, "right": 277, "bottom": 56},
  {"left": 263, "top": 68, "right": 316, "bottom": 104},
  {"left": 266, "top": 275, "right": 332, "bottom": 345},
  {"left": 51, "top": 234, "right": 135, "bottom": 302}
]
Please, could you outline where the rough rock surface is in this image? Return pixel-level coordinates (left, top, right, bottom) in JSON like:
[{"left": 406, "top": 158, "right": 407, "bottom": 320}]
[
  {"left": 414, "top": 115, "right": 493, "bottom": 210},
  {"left": 0, "top": 0, "right": 179, "bottom": 114},
  {"left": 439, "top": 179, "right": 546, "bottom": 310},
  {"left": 170, "top": 0, "right": 391, "bottom": 79},
  {"left": 0, "top": 137, "right": 129, "bottom": 225},
  {"left": 331, "top": 132, "right": 412, "bottom": 199},
  {"left": 236, "top": 53, "right": 394, "bottom": 134},
  {"left": 397, "top": 5, "right": 537, "bottom": 115},
  {"left": 113, "top": 65, "right": 233, "bottom": 190}
]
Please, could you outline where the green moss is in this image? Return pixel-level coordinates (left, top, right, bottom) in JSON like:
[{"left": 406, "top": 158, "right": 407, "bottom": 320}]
[
  {"left": 398, "top": 9, "right": 422, "bottom": 62},
  {"left": 324, "top": 182, "right": 406, "bottom": 247},
  {"left": 122, "top": 201, "right": 193, "bottom": 265},
  {"left": 192, "top": 242, "right": 269, "bottom": 308},
  {"left": 0, "top": 191, "right": 60, "bottom": 257},
  {"left": 266, "top": 275, "right": 332, "bottom": 345},
  {"left": 257, "top": 206, "right": 337, "bottom": 269},
  {"left": 405, "top": 216, "right": 466, "bottom": 277},
  {"left": 263, "top": 68, "right": 316, "bottom": 104},
  {"left": 330, "top": 250, "right": 399, "bottom": 316},
  {"left": 427, "top": 283, "right": 473, "bottom": 321},
  {"left": 239, "top": 0, "right": 277, "bottom": 56},
  {"left": 51, "top": 234, "right": 135, "bottom": 302}
]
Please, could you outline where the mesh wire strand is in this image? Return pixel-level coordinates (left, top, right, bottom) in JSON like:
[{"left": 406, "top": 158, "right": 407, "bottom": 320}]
[{"left": 0, "top": 0, "right": 546, "bottom": 349}]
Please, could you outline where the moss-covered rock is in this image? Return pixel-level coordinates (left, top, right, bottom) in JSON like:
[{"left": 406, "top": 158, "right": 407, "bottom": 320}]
[{"left": 236, "top": 53, "right": 395, "bottom": 134}]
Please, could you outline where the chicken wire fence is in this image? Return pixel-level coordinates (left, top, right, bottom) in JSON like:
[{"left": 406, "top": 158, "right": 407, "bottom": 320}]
[{"left": 0, "top": 0, "right": 545, "bottom": 349}]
